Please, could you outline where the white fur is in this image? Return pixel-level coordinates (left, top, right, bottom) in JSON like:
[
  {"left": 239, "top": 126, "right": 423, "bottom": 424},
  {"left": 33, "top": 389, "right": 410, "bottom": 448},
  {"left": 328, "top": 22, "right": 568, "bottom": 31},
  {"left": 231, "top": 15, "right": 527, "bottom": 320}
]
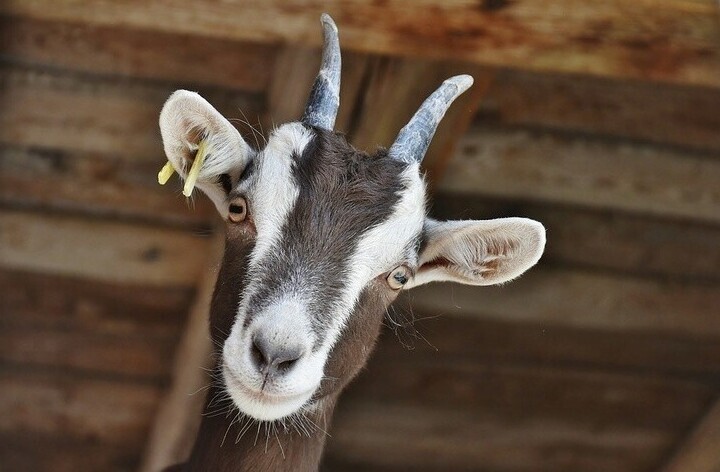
[
  {"left": 158, "top": 90, "right": 253, "bottom": 215},
  {"left": 405, "top": 217, "right": 546, "bottom": 288}
]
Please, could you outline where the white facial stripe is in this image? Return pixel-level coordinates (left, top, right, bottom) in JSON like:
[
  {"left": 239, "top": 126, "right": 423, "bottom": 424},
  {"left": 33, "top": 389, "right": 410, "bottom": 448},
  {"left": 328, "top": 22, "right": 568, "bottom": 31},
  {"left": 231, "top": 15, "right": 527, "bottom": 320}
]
[
  {"left": 246, "top": 122, "right": 313, "bottom": 267},
  {"left": 315, "top": 163, "right": 426, "bottom": 357}
]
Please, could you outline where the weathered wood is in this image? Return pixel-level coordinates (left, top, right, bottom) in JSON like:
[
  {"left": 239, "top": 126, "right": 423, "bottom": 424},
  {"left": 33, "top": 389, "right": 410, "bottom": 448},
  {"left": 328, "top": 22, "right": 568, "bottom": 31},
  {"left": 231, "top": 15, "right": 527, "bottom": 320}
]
[
  {"left": 0, "top": 370, "right": 162, "bottom": 447},
  {"left": 0, "top": 210, "right": 211, "bottom": 286},
  {"left": 140, "top": 234, "right": 223, "bottom": 472},
  {"left": 432, "top": 194, "right": 720, "bottom": 283},
  {"left": 328, "top": 355, "right": 715, "bottom": 472},
  {"left": 0, "top": 432, "right": 140, "bottom": 472},
  {"left": 661, "top": 397, "right": 720, "bottom": 472},
  {"left": 407, "top": 267, "right": 720, "bottom": 338},
  {"left": 0, "top": 145, "right": 215, "bottom": 227},
  {"left": 0, "top": 269, "right": 192, "bottom": 335},
  {"left": 4, "top": 1, "right": 720, "bottom": 88},
  {"left": 440, "top": 126, "right": 720, "bottom": 223},
  {"left": 0, "top": 15, "right": 275, "bottom": 92},
  {"left": 268, "top": 46, "right": 372, "bottom": 134},
  {"left": 0, "top": 328, "right": 176, "bottom": 379},
  {"left": 0, "top": 65, "right": 263, "bottom": 160},
  {"left": 374, "top": 313, "right": 720, "bottom": 379},
  {"left": 478, "top": 69, "right": 720, "bottom": 152},
  {"left": 349, "top": 58, "right": 490, "bottom": 181}
]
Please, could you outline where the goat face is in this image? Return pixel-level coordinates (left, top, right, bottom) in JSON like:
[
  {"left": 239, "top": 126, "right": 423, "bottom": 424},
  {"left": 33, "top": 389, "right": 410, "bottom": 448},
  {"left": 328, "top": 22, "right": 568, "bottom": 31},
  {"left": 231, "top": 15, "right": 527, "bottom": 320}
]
[{"left": 159, "top": 15, "right": 545, "bottom": 422}]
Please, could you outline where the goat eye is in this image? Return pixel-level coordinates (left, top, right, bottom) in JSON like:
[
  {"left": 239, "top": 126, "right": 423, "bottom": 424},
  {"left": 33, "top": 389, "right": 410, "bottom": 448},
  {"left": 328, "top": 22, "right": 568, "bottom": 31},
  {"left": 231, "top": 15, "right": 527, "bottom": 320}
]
[
  {"left": 387, "top": 266, "right": 410, "bottom": 290},
  {"left": 228, "top": 197, "right": 247, "bottom": 223}
]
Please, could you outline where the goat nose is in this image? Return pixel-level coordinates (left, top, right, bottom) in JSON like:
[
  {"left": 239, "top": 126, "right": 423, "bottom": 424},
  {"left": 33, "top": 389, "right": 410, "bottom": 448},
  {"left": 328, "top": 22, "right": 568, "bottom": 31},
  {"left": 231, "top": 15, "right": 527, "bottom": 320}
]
[{"left": 250, "top": 331, "right": 304, "bottom": 376}]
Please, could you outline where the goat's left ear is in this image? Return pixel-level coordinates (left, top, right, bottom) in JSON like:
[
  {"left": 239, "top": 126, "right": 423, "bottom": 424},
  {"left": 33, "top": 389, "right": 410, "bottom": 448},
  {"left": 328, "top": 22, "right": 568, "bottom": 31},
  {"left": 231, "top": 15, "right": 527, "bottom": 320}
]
[{"left": 405, "top": 218, "right": 546, "bottom": 288}]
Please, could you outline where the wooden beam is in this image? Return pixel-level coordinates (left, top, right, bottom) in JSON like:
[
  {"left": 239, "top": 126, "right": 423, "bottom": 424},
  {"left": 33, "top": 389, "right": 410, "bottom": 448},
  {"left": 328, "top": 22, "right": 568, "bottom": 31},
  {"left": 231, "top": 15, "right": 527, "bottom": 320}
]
[
  {"left": 478, "top": 69, "right": 720, "bottom": 153},
  {"left": 3, "top": 1, "right": 719, "bottom": 88},
  {"left": 661, "top": 397, "right": 720, "bottom": 472},
  {"left": 0, "top": 65, "right": 263, "bottom": 161},
  {"left": 0, "top": 145, "right": 215, "bottom": 228},
  {"left": 439, "top": 125, "right": 720, "bottom": 223},
  {"left": 0, "top": 269, "right": 191, "bottom": 335},
  {"left": 432, "top": 194, "right": 720, "bottom": 283},
  {"left": 325, "top": 349, "right": 715, "bottom": 472},
  {"left": 349, "top": 58, "right": 491, "bottom": 183},
  {"left": 408, "top": 267, "right": 720, "bottom": 338},
  {"left": 140, "top": 234, "right": 223, "bottom": 472},
  {"left": 0, "top": 210, "right": 211, "bottom": 287},
  {"left": 0, "top": 15, "right": 275, "bottom": 92},
  {"left": 0, "top": 369, "right": 162, "bottom": 447}
]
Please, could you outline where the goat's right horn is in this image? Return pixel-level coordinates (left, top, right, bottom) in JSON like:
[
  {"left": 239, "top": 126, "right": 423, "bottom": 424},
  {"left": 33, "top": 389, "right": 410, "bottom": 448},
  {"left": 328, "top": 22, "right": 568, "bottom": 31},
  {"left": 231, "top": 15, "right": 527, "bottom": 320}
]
[
  {"left": 389, "top": 75, "right": 473, "bottom": 164},
  {"left": 302, "top": 13, "right": 341, "bottom": 131}
]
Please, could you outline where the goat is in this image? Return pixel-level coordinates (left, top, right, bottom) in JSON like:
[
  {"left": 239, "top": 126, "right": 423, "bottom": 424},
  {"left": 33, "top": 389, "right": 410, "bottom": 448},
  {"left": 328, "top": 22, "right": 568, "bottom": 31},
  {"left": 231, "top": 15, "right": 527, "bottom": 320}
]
[{"left": 158, "top": 13, "right": 545, "bottom": 472}]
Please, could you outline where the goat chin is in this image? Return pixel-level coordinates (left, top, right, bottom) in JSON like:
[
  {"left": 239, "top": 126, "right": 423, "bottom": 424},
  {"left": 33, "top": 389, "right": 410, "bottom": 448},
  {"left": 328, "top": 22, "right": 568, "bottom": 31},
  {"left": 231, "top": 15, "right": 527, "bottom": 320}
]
[{"left": 223, "top": 367, "right": 317, "bottom": 421}]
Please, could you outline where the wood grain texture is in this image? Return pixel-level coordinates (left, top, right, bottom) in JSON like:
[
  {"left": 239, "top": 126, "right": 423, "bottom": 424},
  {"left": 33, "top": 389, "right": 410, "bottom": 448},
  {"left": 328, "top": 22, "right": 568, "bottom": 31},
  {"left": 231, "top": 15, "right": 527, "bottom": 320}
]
[
  {"left": 478, "top": 69, "right": 720, "bottom": 152},
  {"left": 661, "top": 397, "right": 720, "bottom": 472},
  {"left": 0, "top": 210, "right": 211, "bottom": 286},
  {"left": 3, "top": 0, "right": 719, "bottom": 87},
  {"left": 432, "top": 194, "right": 720, "bottom": 282},
  {"left": 0, "top": 270, "right": 192, "bottom": 335},
  {"left": 140, "top": 235, "right": 222, "bottom": 472},
  {"left": 0, "top": 145, "right": 215, "bottom": 227},
  {"left": 0, "top": 370, "right": 162, "bottom": 446},
  {"left": 440, "top": 126, "right": 720, "bottom": 223},
  {"left": 0, "top": 65, "right": 263, "bottom": 160},
  {"left": 326, "top": 344, "right": 716, "bottom": 472},
  {"left": 407, "top": 267, "right": 720, "bottom": 338},
  {"left": 0, "top": 432, "right": 140, "bottom": 472},
  {"left": 0, "top": 15, "right": 275, "bottom": 91},
  {"left": 349, "top": 58, "right": 490, "bottom": 181}
]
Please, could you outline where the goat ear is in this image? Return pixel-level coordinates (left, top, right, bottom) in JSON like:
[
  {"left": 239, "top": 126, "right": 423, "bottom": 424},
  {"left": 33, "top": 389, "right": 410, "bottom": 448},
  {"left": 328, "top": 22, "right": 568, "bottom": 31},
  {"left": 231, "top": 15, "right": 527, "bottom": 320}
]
[
  {"left": 159, "top": 90, "right": 253, "bottom": 215},
  {"left": 405, "top": 217, "right": 546, "bottom": 288}
]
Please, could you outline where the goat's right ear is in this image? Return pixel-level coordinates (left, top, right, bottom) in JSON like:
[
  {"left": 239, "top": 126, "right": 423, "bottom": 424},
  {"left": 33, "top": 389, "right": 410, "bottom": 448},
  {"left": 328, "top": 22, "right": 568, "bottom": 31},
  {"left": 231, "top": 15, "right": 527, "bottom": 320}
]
[{"left": 159, "top": 90, "right": 254, "bottom": 215}]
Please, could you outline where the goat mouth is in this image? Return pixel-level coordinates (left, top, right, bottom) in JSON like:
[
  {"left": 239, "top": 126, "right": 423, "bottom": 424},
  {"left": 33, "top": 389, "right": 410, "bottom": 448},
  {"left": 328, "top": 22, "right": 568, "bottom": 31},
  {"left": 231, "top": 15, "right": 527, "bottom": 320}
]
[{"left": 223, "top": 366, "right": 313, "bottom": 411}]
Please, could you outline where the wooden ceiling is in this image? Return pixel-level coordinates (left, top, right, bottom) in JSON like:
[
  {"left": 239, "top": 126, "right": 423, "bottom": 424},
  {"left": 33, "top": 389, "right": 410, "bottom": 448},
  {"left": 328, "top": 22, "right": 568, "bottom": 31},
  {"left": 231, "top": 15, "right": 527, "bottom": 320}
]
[{"left": 1, "top": 2, "right": 719, "bottom": 471}]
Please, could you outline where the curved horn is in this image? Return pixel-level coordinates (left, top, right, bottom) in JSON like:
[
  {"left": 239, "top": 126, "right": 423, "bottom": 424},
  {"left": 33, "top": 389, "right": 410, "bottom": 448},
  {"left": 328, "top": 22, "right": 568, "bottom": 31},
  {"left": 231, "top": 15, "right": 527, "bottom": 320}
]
[
  {"left": 389, "top": 75, "right": 474, "bottom": 164},
  {"left": 302, "top": 13, "right": 341, "bottom": 130}
]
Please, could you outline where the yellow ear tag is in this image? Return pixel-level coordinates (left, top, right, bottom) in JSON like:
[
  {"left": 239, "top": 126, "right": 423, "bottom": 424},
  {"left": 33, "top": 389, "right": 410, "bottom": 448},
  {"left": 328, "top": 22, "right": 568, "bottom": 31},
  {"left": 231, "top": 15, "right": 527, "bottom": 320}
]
[
  {"left": 157, "top": 161, "right": 175, "bottom": 185},
  {"left": 183, "top": 139, "right": 209, "bottom": 197}
]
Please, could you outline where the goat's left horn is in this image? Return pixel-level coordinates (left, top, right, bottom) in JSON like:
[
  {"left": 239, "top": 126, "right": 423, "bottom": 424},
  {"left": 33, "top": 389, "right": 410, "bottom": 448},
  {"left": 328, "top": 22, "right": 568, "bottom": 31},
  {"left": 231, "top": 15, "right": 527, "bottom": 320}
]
[
  {"left": 302, "top": 13, "right": 341, "bottom": 130},
  {"left": 389, "top": 75, "right": 474, "bottom": 164}
]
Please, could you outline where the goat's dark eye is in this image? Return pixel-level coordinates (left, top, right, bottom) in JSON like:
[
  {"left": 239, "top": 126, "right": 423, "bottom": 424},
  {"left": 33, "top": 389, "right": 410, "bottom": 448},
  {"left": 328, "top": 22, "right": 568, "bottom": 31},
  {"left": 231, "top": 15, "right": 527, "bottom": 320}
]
[
  {"left": 387, "top": 266, "right": 410, "bottom": 290},
  {"left": 228, "top": 196, "right": 247, "bottom": 223}
]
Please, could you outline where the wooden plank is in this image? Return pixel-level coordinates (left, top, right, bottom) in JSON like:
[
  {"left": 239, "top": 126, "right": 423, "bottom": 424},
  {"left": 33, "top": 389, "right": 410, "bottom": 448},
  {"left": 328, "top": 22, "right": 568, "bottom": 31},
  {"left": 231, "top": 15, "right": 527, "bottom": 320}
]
[
  {"left": 439, "top": 126, "right": 720, "bottom": 223},
  {"left": 3, "top": 1, "right": 720, "bottom": 88},
  {"left": 140, "top": 235, "right": 223, "bottom": 472},
  {"left": 0, "top": 210, "right": 211, "bottom": 287},
  {"left": 0, "top": 65, "right": 264, "bottom": 160},
  {"left": 0, "top": 15, "right": 275, "bottom": 92},
  {"left": 0, "top": 269, "right": 192, "bottom": 336},
  {"left": 478, "top": 69, "right": 720, "bottom": 153},
  {"left": 349, "top": 58, "right": 491, "bottom": 181},
  {"left": 661, "top": 397, "right": 720, "bottom": 472},
  {"left": 432, "top": 194, "right": 720, "bottom": 282},
  {"left": 0, "top": 328, "right": 176, "bottom": 379},
  {"left": 327, "top": 353, "right": 714, "bottom": 472},
  {"left": 0, "top": 145, "right": 215, "bottom": 227},
  {"left": 0, "top": 369, "right": 162, "bottom": 447},
  {"left": 268, "top": 46, "right": 372, "bottom": 134},
  {"left": 374, "top": 313, "right": 720, "bottom": 379},
  {"left": 407, "top": 267, "right": 720, "bottom": 338},
  {"left": 328, "top": 401, "right": 673, "bottom": 472},
  {"left": 0, "top": 431, "right": 140, "bottom": 472}
]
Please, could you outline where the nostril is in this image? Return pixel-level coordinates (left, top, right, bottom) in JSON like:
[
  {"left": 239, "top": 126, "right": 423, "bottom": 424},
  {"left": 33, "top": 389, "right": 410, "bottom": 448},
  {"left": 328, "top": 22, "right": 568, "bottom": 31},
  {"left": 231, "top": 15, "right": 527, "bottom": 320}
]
[
  {"left": 276, "top": 357, "right": 299, "bottom": 373},
  {"left": 251, "top": 337, "right": 268, "bottom": 369}
]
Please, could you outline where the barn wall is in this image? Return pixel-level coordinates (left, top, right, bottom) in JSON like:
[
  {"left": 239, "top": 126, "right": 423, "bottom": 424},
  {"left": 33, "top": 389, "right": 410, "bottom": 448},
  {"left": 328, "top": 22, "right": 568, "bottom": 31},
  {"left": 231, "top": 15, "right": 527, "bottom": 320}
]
[{"left": 1, "top": 3, "right": 719, "bottom": 471}]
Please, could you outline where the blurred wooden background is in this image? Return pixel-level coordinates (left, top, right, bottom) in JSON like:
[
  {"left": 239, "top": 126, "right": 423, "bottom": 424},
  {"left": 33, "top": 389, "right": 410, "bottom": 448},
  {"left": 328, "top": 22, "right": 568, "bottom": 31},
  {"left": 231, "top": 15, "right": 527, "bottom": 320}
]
[{"left": 1, "top": 2, "right": 720, "bottom": 471}]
